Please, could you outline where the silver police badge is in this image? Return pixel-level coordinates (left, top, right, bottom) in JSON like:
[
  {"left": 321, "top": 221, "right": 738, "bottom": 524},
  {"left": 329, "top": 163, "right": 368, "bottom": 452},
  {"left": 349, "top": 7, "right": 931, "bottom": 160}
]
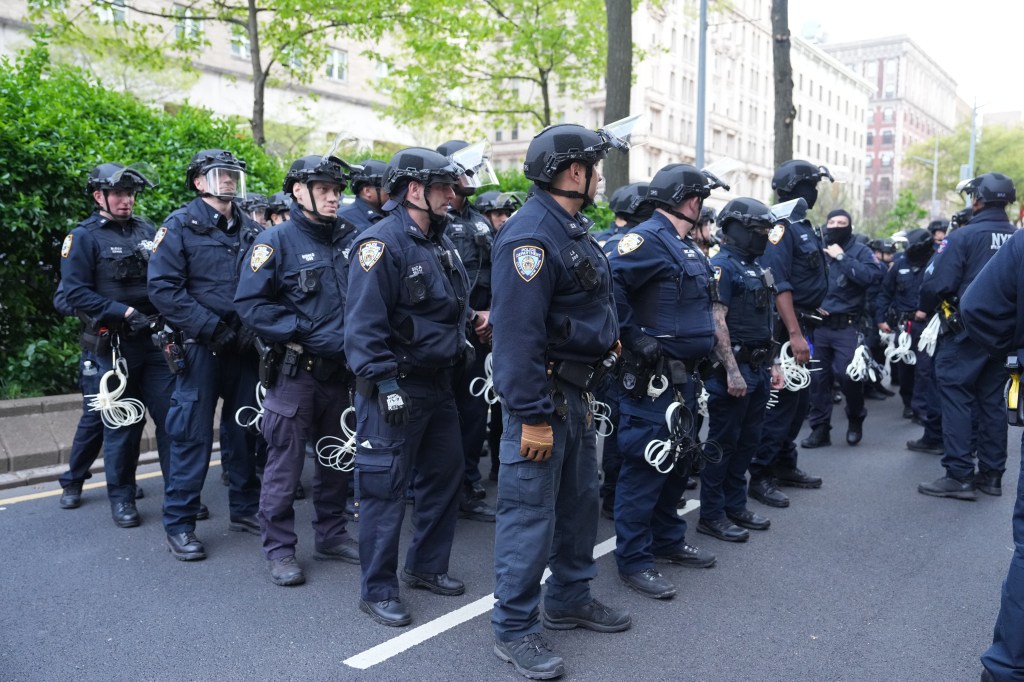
[
  {"left": 513, "top": 245, "right": 544, "bottom": 282},
  {"left": 250, "top": 244, "right": 274, "bottom": 272},
  {"left": 359, "top": 240, "right": 385, "bottom": 271}
]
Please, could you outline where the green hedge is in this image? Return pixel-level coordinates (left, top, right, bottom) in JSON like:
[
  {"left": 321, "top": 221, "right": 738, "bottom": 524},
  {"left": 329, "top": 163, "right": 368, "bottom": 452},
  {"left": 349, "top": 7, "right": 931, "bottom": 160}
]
[{"left": 0, "top": 37, "right": 285, "bottom": 397}]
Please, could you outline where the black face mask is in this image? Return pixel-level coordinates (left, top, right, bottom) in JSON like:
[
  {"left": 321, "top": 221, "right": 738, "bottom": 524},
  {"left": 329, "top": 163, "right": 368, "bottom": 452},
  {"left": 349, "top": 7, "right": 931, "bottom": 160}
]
[
  {"left": 788, "top": 183, "right": 819, "bottom": 210},
  {"left": 824, "top": 226, "right": 851, "bottom": 246},
  {"left": 906, "top": 243, "right": 933, "bottom": 267},
  {"left": 725, "top": 223, "right": 769, "bottom": 258}
]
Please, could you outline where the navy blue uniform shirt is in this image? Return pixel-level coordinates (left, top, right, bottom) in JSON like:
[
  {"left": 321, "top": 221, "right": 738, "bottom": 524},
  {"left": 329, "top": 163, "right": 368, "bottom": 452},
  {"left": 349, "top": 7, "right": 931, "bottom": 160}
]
[
  {"left": 446, "top": 200, "right": 493, "bottom": 312},
  {"left": 61, "top": 211, "right": 158, "bottom": 324},
  {"left": 235, "top": 208, "right": 357, "bottom": 360},
  {"left": 345, "top": 205, "right": 471, "bottom": 381},
  {"left": 337, "top": 196, "right": 385, "bottom": 234},
  {"left": 820, "top": 236, "right": 884, "bottom": 315},
  {"left": 962, "top": 227, "right": 1024, "bottom": 356},
  {"left": 148, "top": 197, "right": 262, "bottom": 342},
  {"left": 920, "top": 205, "right": 1016, "bottom": 313},
  {"left": 875, "top": 252, "right": 926, "bottom": 323},
  {"left": 711, "top": 245, "right": 774, "bottom": 347},
  {"left": 491, "top": 189, "right": 618, "bottom": 424},
  {"left": 609, "top": 211, "right": 716, "bottom": 361},
  {"left": 759, "top": 217, "right": 828, "bottom": 311}
]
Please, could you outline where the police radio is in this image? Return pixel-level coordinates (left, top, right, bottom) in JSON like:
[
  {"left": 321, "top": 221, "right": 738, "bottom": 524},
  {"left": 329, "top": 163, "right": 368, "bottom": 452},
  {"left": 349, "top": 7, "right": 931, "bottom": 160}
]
[
  {"left": 1006, "top": 355, "right": 1024, "bottom": 426},
  {"left": 153, "top": 327, "right": 186, "bottom": 375}
]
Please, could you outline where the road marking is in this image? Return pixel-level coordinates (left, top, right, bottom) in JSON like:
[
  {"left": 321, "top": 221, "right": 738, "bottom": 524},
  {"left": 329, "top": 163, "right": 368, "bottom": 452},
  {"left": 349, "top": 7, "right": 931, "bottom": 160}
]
[
  {"left": 344, "top": 499, "right": 701, "bottom": 670},
  {"left": 0, "top": 460, "right": 222, "bottom": 506}
]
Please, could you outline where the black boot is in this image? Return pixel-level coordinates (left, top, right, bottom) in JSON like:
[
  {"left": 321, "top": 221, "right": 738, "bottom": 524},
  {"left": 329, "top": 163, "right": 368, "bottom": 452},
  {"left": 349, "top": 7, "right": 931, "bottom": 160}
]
[
  {"left": 846, "top": 414, "right": 864, "bottom": 445},
  {"left": 801, "top": 423, "right": 831, "bottom": 449}
]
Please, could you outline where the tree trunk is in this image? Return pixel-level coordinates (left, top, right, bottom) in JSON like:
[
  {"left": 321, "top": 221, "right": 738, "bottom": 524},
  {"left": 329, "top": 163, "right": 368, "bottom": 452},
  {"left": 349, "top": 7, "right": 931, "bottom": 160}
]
[
  {"left": 771, "top": 0, "right": 794, "bottom": 168},
  {"left": 247, "top": 0, "right": 266, "bottom": 147},
  {"left": 603, "top": 0, "right": 632, "bottom": 196}
]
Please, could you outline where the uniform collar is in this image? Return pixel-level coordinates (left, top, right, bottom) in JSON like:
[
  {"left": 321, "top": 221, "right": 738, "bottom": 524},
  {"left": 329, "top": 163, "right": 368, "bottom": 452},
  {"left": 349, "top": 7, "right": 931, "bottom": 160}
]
[
  {"left": 353, "top": 196, "right": 384, "bottom": 220},
  {"left": 534, "top": 188, "right": 593, "bottom": 239},
  {"left": 292, "top": 205, "right": 344, "bottom": 244},
  {"left": 185, "top": 196, "right": 237, "bottom": 234},
  {"left": 394, "top": 205, "right": 447, "bottom": 242}
]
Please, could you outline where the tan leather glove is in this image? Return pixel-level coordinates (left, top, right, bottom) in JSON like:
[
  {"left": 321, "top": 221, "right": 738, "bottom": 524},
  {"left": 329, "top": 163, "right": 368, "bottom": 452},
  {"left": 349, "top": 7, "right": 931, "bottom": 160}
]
[{"left": 520, "top": 422, "right": 554, "bottom": 461}]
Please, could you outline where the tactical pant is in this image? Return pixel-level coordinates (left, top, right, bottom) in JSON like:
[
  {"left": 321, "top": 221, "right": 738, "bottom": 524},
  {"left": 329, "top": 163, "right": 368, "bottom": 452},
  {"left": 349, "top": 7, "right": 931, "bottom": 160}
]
[
  {"left": 981, "top": 430, "right": 1024, "bottom": 679},
  {"left": 162, "top": 344, "right": 260, "bottom": 534},
  {"left": 59, "top": 350, "right": 105, "bottom": 489},
  {"left": 493, "top": 387, "right": 599, "bottom": 641},
  {"left": 259, "top": 370, "right": 352, "bottom": 560},
  {"left": 596, "top": 379, "right": 623, "bottom": 513},
  {"left": 911, "top": 346, "right": 944, "bottom": 445},
  {"left": 701, "top": 363, "right": 770, "bottom": 521},
  {"left": 807, "top": 324, "right": 865, "bottom": 427},
  {"left": 96, "top": 338, "right": 173, "bottom": 504},
  {"left": 935, "top": 333, "right": 1007, "bottom": 481},
  {"left": 454, "top": 337, "right": 490, "bottom": 487},
  {"left": 354, "top": 372, "right": 462, "bottom": 602}
]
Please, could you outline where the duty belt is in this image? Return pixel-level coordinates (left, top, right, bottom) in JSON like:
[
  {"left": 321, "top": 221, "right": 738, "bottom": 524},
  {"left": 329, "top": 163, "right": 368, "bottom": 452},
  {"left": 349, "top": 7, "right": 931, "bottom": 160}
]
[
  {"left": 298, "top": 353, "right": 351, "bottom": 383},
  {"left": 548, "top": 358, "right": 602, "bottom": 391},
  {"left": 731, "top": 344, "right": 774, "bottom": 368},
  {"left": 397, "top": 364, "right": 453, "bottom": 378},
  {"left": 823, "top": 313, "right": 858, "bottom": 329}
]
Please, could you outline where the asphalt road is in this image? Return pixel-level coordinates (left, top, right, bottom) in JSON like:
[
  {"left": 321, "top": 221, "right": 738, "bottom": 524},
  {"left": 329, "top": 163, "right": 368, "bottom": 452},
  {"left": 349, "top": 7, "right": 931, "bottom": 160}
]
[{"left": 0, "top": 394, "right": 1016, "bottom": 682}]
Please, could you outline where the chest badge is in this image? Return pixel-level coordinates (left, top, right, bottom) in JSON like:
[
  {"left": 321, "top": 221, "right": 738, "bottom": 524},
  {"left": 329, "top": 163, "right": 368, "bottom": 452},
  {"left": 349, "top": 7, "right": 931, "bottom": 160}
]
[
  {"left": 61, "top": 234, "right": 73, "bottom": 258},
  {"left": 617, "top": 233, "right": 644, "bottom": 255},
  {"left": 513, "top": 245, "right": 544, "bottom": 282},
  {"left": 250, "top": 244, "right": 274, "bottom": 272},
  {"left": 358, "top": 240, "right": 385, "bottom": 271},
  {"left": 768, "top": 224, "right": 785, "bottom": 245}
]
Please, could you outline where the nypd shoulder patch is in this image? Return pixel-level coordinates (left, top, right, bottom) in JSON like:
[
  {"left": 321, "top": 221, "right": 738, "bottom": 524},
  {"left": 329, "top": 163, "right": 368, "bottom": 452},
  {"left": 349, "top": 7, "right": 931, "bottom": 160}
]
[
  {"left": 61, "top": 234, "right": 73, "bottom": 259},
  {"left": 513, "top": 245, "right": 544, "bottom": 282},
  {"left": 617, "top": 233, "right": 644, "bottom": 255},
  {"left": 250, "top": 244, "right": 274, "bottom": 272},
  {"left": 713, "top": 265, "right": 723, "bottom": 281},
  {"left": 152, "top": 227, "right": 168, "bottom": 252},
  {"left": 768, "top": 224, "right": 785, "bottom": 245},
  {"left": 359, "top": 240, "right": 385, "bottom": 271}
]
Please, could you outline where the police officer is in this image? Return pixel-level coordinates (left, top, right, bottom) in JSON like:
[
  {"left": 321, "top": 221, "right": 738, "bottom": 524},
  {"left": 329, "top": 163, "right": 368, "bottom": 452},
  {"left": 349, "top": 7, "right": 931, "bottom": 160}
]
[
  {"left": 608, "top": 163, "right": 719, "bottom": 598},
  {"left": 928, "top": 219, "right": 948, "bottom": 249},
  {"left": 235, "top": 154, "right": 360, "bottom": 585},
  {"left": 917, "top": 173, "right": 1016, "bottom": 500},
  {"left": 60, "top": 163, "right": 172, "bottom": 527},
  {"left": 594, "top": 182, "right": 650, "bottom": 256},
  {"left": 436, "top": 139, "right": 497, "bottom": 522},
  {"left": 242, "top": 193, "right": 270, "bottom": 228},
  {"left": 338, "top": 159, "right": 389, "bottom": 233},
  {"left": 699, "top": 198, "right": 785, "bottom": 544},
  {"left": 800, "top": 209, "right": 884, "bottom": 448},
  {"left": 692, "top": 206, "right": 719, "bottom": 258},
  {"left": 960, "top": 228, "right": 1024, "bottom": 680},
  {"left": 267, "top": 191, "right": 291, "bottom": 225},
  {"left": 148, "top": 149, "right": 263, "bottom": 560},
  {"left": 475, "top": 190, "right": 522, "bottom": 233},
  {"left": 345, "top": 148, "right": 470, "bottom": 627},
  {"left": 747, "top": 160, "right": 831, "bottom": 508},
  {"left": 491, "top": 122, "right": 632, "bottom": 680}
]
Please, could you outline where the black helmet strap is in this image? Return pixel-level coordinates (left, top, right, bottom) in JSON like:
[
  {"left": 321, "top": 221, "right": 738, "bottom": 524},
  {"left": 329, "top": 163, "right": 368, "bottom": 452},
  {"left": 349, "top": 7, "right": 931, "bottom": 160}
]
[{"left": 546, "top": 162, "right": 595, "bottom": 208}]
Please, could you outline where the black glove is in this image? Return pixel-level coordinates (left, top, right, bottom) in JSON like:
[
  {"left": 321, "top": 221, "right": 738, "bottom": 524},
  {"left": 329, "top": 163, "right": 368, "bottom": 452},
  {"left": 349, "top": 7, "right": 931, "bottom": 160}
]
[
  {"left": 376, "top": 378, "right": 410, "bottom": 427},
  {"left": 236, "top": 324, "right": 256, "bottom": 353},
  {"left": 124, "top": 309, "right": 153, "bottom": 335},
  {"left": 209, "top": 320, "right": 238, "bottom": 354},
  {"left": 634, "top": 335, "right": 662, "bottom": 366}
]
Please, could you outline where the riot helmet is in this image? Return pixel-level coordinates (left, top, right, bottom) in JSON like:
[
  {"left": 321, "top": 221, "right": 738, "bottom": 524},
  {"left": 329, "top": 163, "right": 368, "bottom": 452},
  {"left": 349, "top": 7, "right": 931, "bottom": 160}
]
[
  {"left": 382, "top": 147, "right": 465, "bottom": 224},
  {"left": 284, "top": 154, "right": 349, "bottom": 222},
  {"left": 349, "top": 159, "right": 388, "bottom": 193},
  {"left": 957, "top": 172, "right": 1016, "bottom": 206},
  {"left": 904, "top": 228, "right": 934, "bottom": 267},
  {"left": 718, "top": 197, "right": 773, "bottom": 257},
  {"left": 186, "top": 149, "right": 246, "bottom": 200},
  {"left": 266, "top": 191, "right": 291, "bottom": 225},
  {"left": 86, "top": 162, "right": 154, "bottom": 220},
  {"left": 242, "top": 192, "right": 269, "bottom": 213},
  {"left": 772, "top": 160, "right": 833, "bottom": 210},
  {"left": 609, "top": 182, "right": 650, "bottom": 220},
  {"left": 646, "top": 164, "right": 726, "bottom": 227}
]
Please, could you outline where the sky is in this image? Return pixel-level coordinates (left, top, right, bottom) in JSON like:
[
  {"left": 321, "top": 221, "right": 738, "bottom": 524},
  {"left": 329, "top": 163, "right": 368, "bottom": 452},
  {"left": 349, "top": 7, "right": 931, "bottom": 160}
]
[{"left": 788, "top": 0, "right": 1024, "bottom": 118}]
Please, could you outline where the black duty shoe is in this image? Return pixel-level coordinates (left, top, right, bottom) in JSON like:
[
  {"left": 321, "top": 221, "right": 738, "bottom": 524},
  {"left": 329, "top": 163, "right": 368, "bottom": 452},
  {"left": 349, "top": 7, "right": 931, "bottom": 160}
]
[
  {"left": 772, "top": 467, "right": 823, "bottom": 489},
  {"left": 196, "top": 503, "right": 210, "bottom": 521},
  {"left": 906, "top": 439, "right": 943, "bottom": 455},
  {"left": 459, "top": 495, "right": 496, "bottom": 522},
  {"left": 685, "top": 476, "right": 698, "bottom": 490},
  {"left": 696, "top": 517, "right": 749, "bottom": 543},
  {"left": 315, "top": 538, "right": 360, "bottom": 563},
  {"left": 294, "top": 482, "right": 306, "bottom": 500},
  {"left": 228, "top": 514, "right": 261, "bottom": 535},
  {"left": 269, "top": 555, "right": 305, "bottom": 586},
  {"left": 360, "top": 598, "right": 411, "bottom": 627},
  {"left": 401, "top": 569, "right": 465, "bottom": 596},
  {"left": 494, "top": 633, "right": 564, "bottom": 680},
  {"left": 468, "top": 481, "right": 486, "bottom": 500},
  {"left": 976, "top": 471, "right": 1003, "bottom": 497},
  {"left": 918, "top": 476, "right": 978, "bottom": 501},
  {"left": 801, "top": 423, "right": 831, "bottom": 449},
  {"left": 726, "top": 509, "right": 771, "bottom": 531},
  {"left": 220, "top": 469, "right": 229, "bottom": 486},
  {"left": 111, "top": 501, "right": 140, "bottom": 528},
  {"left": 166, "top": 531, "right": 206, "bottom": 561},
  {"left": 619, "top": 568, "right": 676, "bottom": 599},
  {"left": 902, "top": 406, "right": 915, "bottom": 419},
  {"left": 846, "top": 416, "right": 864, "bottom": 445},
  {"left": 59, "top": 483, "right": 83, "bottom": 509},
  {"left": 748, "top": 478, "right": 790, "bottom": 508},
  {"left": 653, "top": 543, "right": 716, "bottom": 568},
  {"left": 135, "top": 485, "right": 145, "bottom": 499},
  {"left": 600, "top": 506, "right": 615, "bottom": 521},
  {"left": 542, "top": 598, "right": 631, "bottom": 632}
]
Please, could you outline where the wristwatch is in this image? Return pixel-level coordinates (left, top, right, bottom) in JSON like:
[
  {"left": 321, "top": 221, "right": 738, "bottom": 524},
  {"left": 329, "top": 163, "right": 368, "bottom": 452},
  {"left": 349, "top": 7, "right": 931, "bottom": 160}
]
[{"left": 834, "top": 253, "right": 845, "bottom": 261}]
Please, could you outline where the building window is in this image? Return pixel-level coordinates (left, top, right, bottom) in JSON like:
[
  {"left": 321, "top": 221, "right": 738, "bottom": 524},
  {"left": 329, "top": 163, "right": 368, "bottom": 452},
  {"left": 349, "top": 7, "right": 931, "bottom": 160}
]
[
  {"left": 230, "top": 26, "right": 250, "bottom": 59},
  {"left": 883, "top": 107, "right": 894, "bottom": 123},
  {"left": 325, "top": 48, "right": 348, "bottom": 81},
  {"left": 495, "top": 130, "right": 502, "bottom": 142},
  {"left": 881, "top": 130, "right": 894, "bottom": 145},
  {"left": 512, "top": 124, "right": 519, "bottom": 141},
  {"left": 880, "top": 176, "right": 892, "bottom": 191},
  {"left": 865, "top": 153, "right": 874, "bottom": 168},
  {"left": 174, "top": 4, "right": 202, "bottom": 41},
  {"left": 866, "top": 132, "right": 873, "bottom": 145},
  {"left": 97, "top": 0, "right": 126, "bottom": 23},
  {"left": 880, "top": 152, "right": 893, "bottom": 167}
]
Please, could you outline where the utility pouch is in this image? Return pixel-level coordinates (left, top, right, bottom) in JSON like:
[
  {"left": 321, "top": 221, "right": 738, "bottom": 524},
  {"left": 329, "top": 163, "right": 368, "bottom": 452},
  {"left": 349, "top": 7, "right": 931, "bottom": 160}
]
[
  {"left": 153, "top": 328, "right": 186, "bottom": 375},
  {"left": 1006, "top": 355, "right": 1023, "bottom": 426}
]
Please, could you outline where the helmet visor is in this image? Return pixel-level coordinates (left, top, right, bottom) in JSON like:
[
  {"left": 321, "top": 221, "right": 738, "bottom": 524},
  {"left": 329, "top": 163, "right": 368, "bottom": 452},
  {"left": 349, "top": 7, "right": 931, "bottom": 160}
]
[
  {"left": 600, "top": 114, "right": 645, "bottom": 151},
  {"left": 451, "top": 141, "right": 499, "bottom": 189},
  {"left": 205, "top": 167, "right": 246, "bottom": 199},
  {"left": 770, "top": 198, "right": 808, "bottom": 223}
]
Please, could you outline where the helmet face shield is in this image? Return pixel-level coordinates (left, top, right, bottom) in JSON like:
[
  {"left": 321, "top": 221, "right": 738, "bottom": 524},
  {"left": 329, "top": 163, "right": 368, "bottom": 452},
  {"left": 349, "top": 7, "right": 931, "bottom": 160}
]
[
  {"left": 109, "top": 162, "right": 157, "bottom": 192},
  {"left": 599, "top": 114, "right": 644, "bottom": 151},
  {"left": 204, "top": 166, "right": 246, "bottom": 200},
  {"left": 451, "top": 141, "right": 498, "bottom": 190}
]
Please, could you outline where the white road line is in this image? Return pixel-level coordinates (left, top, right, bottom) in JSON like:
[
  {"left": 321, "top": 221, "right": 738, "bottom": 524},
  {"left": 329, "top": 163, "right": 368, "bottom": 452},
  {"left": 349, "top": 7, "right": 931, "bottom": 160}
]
[{"left": 344, "top": 499, "right": 701, "bottom": 670}]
